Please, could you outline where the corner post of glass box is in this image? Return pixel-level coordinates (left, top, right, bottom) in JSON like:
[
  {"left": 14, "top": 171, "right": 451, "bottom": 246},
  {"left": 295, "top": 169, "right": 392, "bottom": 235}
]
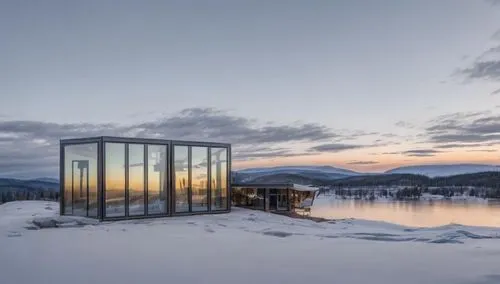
[
  {"left": 59, "top": 141, "right": 64, "bottom": 217},
  {"left": 98, "top": 137, "right": 104, "bottom": 221}
]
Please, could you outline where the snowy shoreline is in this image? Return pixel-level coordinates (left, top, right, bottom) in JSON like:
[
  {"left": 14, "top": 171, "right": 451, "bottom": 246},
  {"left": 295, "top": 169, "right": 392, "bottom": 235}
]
[
  {"left": 2, "top": 200, "right": 500, "bottom": 242},
  {"left": 317, "top": 192, "right": 497, "bottom": 203},
  {"left": 2, "top": 201, "right": 500, "bottom": 284}
]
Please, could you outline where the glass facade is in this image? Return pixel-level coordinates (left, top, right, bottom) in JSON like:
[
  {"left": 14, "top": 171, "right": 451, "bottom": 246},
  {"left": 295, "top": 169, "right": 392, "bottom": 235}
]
[
  {"left": 61, "top": 137, "right": 230, "bottom": 220},
  {"left": 211, "top": 148, "right": 228, "bottom": 210},
  {"left": 174, "top": 146, "right": 189, "bottom": 213},
  {"left": 231, "top": 188, "right": 265, "bottom": 209},
  {"left": 128, "top": 144, "right": 145, "bottom": 216},
  {"left": 233, "top": 187, "right": 295, "bottom": 211},
  {"left": 147, "top": 144, "right": 167, "bottom": 215},
  {"left": 63, "top": 143, "right": 98, "bottom": 217},
  {"left": 191, "top": 147, "right": 208, "bottom": 212},
  {"left": 269, "top": 188, "right": 288, "bottom": 211},
  {"left": 105, "top": 143, "right": 126, "bottom": 217}
]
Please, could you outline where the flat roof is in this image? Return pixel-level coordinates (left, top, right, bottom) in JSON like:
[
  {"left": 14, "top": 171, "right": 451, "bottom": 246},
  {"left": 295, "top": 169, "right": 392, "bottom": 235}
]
[
  {"left": 232, "top": 183, "right": 319, "bottom": 192},
  {"left": 60, "top": 136, "right": 231, "bottom": 147}
]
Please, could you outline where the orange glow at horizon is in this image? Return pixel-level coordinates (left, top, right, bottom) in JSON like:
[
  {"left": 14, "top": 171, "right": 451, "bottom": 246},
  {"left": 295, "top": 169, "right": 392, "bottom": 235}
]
[{"left": 232, "top": 149, "right": 499, "bottom": 172}]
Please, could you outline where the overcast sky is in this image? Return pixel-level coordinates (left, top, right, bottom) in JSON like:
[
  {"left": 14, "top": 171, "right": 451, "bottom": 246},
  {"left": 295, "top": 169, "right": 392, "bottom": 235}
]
[{"left": 1, "top": 0, "right": 500, "bottom": 178}]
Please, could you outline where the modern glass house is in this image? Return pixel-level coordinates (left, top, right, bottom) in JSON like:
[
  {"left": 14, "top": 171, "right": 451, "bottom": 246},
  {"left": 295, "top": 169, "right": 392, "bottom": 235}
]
[
  {"left": 232, "top": 183, "right": 318, "bottom": 212},
  {"left": 60, "top": 136, "right": 231, "bottom": 220}
]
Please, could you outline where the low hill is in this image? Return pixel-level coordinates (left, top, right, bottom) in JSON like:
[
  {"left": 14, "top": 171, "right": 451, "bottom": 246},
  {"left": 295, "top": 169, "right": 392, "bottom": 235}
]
[
  {"left": 432, "top": 171, "right": 500, "bottom": 188},
  {"left": 237, "top": 173, "right": 328, "bottom": 185},
  {"left": 0, "top": 178, "right": 59, "bottom": 192},
  {"left": 385, "top": 164, "right": 500, "bottom": 177},
  {"left": 237, "top": 165, "right": 361, "bottom": 176},
  {"left": 330, "top": 174, "right": 430, "bottom": 187},
  {"left": 0, "top": 178, "right": 59, "bottom": 204},
  {"left": 234, "top": 171, "right": 500, "bottom": 188}
]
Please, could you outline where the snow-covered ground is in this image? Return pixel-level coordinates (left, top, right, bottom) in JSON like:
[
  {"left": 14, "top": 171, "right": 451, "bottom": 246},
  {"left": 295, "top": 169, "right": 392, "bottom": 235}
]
[{"left": 2, "top": 201, "right": 500, "bottom": 284}]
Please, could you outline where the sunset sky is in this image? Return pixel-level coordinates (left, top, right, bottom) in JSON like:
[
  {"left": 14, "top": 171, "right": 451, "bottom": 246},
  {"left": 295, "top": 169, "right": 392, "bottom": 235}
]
[{"left": 1, "top": 0, "right": 500, "bottom": 178}]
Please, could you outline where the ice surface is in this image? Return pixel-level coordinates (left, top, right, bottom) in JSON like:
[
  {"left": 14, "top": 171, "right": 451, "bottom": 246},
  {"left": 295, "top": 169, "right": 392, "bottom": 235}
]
[{"left": 1, "top": 201, "right": 500, "bottom": 284}]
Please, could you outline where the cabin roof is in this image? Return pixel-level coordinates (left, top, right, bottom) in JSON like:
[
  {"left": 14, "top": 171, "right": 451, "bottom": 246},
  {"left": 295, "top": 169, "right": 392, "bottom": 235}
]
[{"left": 231, "top": 183, "right": 319, "bottom": 192}]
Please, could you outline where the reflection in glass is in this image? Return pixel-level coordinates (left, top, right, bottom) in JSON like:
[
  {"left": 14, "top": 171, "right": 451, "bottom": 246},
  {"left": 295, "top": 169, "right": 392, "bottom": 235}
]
[
  {"left": 174, "top": 146, "right": 189, "bottom": 213},
  {"left": 211, "top": 148, "right": 228, "bottom": 210},
  {"left": 191, "top": 147, "right": 208, "bottom": 212},
  {"left": 234, "top": 188, "right": 264, "bottom": 209},
  {"left": 105, "top": 143, "right": 125, "bottom": 217},
  {"left": 269, "top": 188, "right": 288, "bottom": 211},
  {"left": 148, "top": 145, "right": 167, "bottom": 214},
  {"left": 64, "top": 143, "right": 98, "bottom": 217},
  {"left": 232, "top": 187, "right": 243, "bottom": 206},
  {"left": 128, "top": 144, "right": 145, "bottom": 216}
]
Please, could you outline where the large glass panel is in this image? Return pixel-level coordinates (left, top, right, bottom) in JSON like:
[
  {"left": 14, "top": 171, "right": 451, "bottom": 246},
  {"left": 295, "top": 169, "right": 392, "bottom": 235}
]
[
  {"left": 191, "top": 147, "right": 208, "bottom": 212},
  {"left": 211, "top": 148, "right": 228, "bottom": 210},
  {"left": 240, "top": 188, "right": 264, "bottom": 209},
  {"left": 148, "top": 144, "right": 167, "bottom": 215},
  {"left": 174, "top": 145, "right": 189, "bottom": 213},
  {"left": 105, "top": 143, "right": 125, "bottom": 217},
  {"left": 277, "top": 189, "right": 289, "bottom": 211},
  {"left": 128, "top": 144, "right": 145, "bottom": 216},
  {"left": 63, "top": 143, "right": 98, "bottom": 217},
  {"left": 269, "top": 188, "right": 288, "bottom": 211},
  {"left": 232, "top": 187, "right": 245, "bottom": 206}
]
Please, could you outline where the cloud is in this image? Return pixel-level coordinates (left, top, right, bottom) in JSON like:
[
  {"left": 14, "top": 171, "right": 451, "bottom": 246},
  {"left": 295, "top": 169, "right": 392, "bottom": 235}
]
[
  {"left": 308, "top": 143, "right": 365, "bottom": 153},
  {"left": 466, "top": 149, "right": 497, "bottom": 152},
  {"left": 492, "top": 89, "right": 500, "bottom": 95},
  {"left": 346, "top": 160, "right": 379, "bottom": 165},
  {"left": 401, "top": 149, "right": 441, "bottom": 157},
  {"left": 1, "top": 108, "right": 385, "bottom": 177},
  {"left": 485, "top": 0, "right": 500, "bottom": 6},
  {"left": 434, "top": 143, "right": 486, "bottom": 149},
  {"left": 395, "top": 121, "right": 415, "bottom": 129},
  {"left": 458, "top": 61, "right": 500, "bottom": 81},
  {"left": 422, "top": 110, "right": 500, "bottom": 149},
  {"left": 381, "top": 133, "right": 398, "bottom": 138},
  {"left": 493, "top": 30, "right": 500, "bottom": 41},
  {"left": 132, "top": 108, "right": 337, "bottom": 145},
  {"left": 307, "top": 138, "right": 397, "bottom": 154},
  {"left": 430, "top": 134, "right": 500, "bottom": 143},
  {"left": 476, "top": 45, "right": 500, "bottom": 61},
  {"left": 457, "top": 28, "right": 500, "bottom": 82},
  {"left": 426, "top": 111, "right": 489, "bottom": 132},
  {"left": 232, "top": 146, "right": 314, "bottom": 161}
]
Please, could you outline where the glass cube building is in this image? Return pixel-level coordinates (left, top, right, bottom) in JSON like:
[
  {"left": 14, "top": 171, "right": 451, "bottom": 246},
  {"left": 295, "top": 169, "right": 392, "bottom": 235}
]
[{"left": 60, "top": 136, "right": 231, "bottom": 220}]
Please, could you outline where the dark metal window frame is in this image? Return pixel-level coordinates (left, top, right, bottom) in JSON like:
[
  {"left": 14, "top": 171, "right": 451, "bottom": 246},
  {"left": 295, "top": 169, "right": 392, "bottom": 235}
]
[
  {"left": 59, "top": 138, "right": 101, "bottom": 218},
  {"left": 172, "top": 143, "right": 229, "bottom": 216},
  {"left": 209, "top": 147, "right": 230, "bottom": 211},
  {"left": 60, "top": 136, "right": 231, "bottom": 221},
  {"left": 145, "top": 143, "right": 169, "bottom": 218},
  {"left": 190, "top": 146, "right": 209, "bottom": 213}
]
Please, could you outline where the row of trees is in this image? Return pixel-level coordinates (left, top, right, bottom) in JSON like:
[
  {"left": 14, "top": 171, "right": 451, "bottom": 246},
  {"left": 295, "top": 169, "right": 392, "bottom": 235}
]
[
  {"left": 332, "top": 187, "right": 423, "bottom": 200},
  {"left": 0, "top": 190, "right": 59, "bottom": 204},
  {"left": 325, "top": 186, "right": 500, "bottom": 200}
]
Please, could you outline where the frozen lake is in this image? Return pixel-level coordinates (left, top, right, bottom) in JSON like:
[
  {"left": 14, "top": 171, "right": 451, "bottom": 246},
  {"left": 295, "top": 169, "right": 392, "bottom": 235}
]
[{"left": 312, "top": 197, "right": 500, "bottom": 227}]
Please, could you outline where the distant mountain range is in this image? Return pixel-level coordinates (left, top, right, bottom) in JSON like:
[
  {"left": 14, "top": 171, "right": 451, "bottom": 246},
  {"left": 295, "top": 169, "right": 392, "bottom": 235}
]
[
  {"left": 238, "top": 165, "right": 361, "bottom": 176},
  {"left": 384, "top": 164, "right": 500, "bottom": 177},
  {"left": 234, "top": 164, "right": 500, "bottom": 185},
  {"left": 0, "top": 178, "right": 59, "bottom": 193},
  {"left": 1, "top": 164, "right": 499, "bottom": 194}
]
